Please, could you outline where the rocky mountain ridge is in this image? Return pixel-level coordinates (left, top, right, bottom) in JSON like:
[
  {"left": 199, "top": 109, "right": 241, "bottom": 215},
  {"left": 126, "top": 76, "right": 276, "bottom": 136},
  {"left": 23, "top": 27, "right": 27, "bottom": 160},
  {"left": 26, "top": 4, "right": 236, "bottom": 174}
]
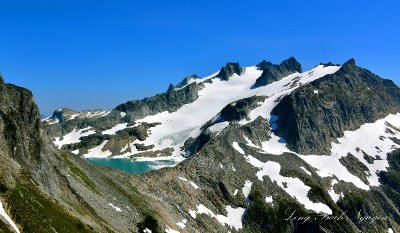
[{"left": 2, "top": 57, "right": 400, "bottom": 233}]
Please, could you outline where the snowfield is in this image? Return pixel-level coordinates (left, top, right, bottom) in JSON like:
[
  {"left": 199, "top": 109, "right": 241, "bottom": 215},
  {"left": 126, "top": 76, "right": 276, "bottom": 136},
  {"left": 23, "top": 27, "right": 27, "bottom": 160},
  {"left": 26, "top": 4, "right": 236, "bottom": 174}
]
[
  {"left": 82, "top": 140, "right": 112, "bottom": 158},
  {"left": 232, "top": 141, "right": 332, "bottom": 214},
  {"left": 102, "top": 123, "right": 128, "bottom": 135},
  {"left": 61, "top": 64, "right": 340, "bottom": 161},
  {"left": 188, "top": 203, "right": 246, "bottom": 231},
  {"left": 54, "top": 127, "right": 96, "bottom": 149},
  {"left": 130, "top": 65, "right": 340, "bottom": 161},
  {"left": 237, "top": 112, "right": 400, "bottom": 203},
  {"left": 257, "top": 113, "right": 400, "bottom": 191}
]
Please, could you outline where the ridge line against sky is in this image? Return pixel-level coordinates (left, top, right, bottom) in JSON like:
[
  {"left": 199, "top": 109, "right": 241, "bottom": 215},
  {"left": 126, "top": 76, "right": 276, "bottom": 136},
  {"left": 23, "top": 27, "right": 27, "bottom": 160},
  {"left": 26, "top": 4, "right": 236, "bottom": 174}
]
[{"left": 0, "top": 0, "right": 399, "bottom": 115}]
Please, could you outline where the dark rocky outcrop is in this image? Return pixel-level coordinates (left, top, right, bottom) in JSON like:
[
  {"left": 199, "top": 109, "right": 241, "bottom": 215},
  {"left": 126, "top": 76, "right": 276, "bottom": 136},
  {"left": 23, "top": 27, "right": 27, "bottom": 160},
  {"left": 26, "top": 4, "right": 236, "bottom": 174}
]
[
  {"left": 216, "top": 62, "right": 244, "bottom": 81},
  {"left": 175, "top": 74, "right": 200, "bottom": 89},
  {"left": 115, "top": 82, "right": 204, "bottom": 119},
  {"left": 252, "top": 57, "right": 302, "bottom": 88},
  {"left": 271, "top": 58, "right": 400, "bottom": 154},
  {"left": 218, "top": 96, "right": 267, "bottom": 123}
]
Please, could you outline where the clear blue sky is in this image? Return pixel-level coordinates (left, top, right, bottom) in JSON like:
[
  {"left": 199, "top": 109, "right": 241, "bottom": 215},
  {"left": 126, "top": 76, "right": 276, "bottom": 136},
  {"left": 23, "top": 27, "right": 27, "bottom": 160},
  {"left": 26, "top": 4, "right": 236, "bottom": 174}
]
[{"left": 0, "top": 0, "right": 399, "bottom": 116}]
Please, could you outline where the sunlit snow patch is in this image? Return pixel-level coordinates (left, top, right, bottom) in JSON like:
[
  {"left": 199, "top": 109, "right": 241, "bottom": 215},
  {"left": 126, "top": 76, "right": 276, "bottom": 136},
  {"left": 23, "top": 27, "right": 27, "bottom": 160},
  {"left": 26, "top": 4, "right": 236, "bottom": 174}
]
[
  {"left": 83, "top": 140, "right": 112, "bottom": 158},
  {"left": 188, "top": 204, "right": 245, "bottom": 231},
  {"left": 232, "top": 142, "right": 245, "bottom": 155},
  {"left": 178, "top": 177, "right": 200, "bottom": 190},
  {"left": 53, "top": 127, "right": 96, "bottom": 149},
  {"left": 102, "top": 123, "right": 128, "bottom": 135},
  {"left": 0, "top": 201, "right": 20, "bottom": 233},
  {"left": 327, "top": 179, "right": 343, "bottom": 202},
  {"left": 265, "top": 196, "right": 273, "bottom": 204},
  {"left": 240, "top": 152, "right": 332, "bottom": 214},
  {"left": 299, "top": 113, "right": 400, "bottom": 190},
  {"left": 108, "top": 203, "right": 122, "bottom": 212},
  {"left": 242, "top": 180, "right": 252, "bottom": 199},
  {"left": 300, "top": 167, "right": 312, "bottom": 176},
  {"left": 176, "top": 219, "right": 187, "bottom": 229},
  {"left": 165, "top": 225, "right": 180, "bottom": 233}
]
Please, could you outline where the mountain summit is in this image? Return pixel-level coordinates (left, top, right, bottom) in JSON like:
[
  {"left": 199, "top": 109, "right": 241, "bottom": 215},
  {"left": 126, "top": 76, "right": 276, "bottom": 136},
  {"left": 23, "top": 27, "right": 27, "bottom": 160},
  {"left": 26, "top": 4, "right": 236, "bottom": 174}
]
[{"left": 1, "top": 57, "right": 400, "bottom": 233}]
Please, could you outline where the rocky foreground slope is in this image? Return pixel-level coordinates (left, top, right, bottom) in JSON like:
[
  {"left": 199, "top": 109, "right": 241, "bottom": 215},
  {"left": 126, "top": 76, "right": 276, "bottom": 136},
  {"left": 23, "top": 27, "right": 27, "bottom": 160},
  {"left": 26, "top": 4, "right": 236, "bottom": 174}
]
[{"left": 1, "top": 58, "right": 400, "bottom": 233}]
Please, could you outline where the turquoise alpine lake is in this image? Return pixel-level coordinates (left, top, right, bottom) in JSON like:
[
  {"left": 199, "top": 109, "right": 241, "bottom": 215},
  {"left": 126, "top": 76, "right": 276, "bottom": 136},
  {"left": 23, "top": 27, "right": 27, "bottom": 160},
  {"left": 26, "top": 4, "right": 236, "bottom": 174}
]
[{"left": 85, "top": 158, "right": 176, "bottom": 174}]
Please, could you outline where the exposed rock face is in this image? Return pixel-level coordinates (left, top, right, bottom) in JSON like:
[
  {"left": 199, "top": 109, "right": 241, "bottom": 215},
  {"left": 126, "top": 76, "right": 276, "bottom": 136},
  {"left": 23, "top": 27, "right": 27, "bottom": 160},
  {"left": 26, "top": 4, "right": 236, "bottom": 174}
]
[
  {"left": 272, "top": 59, "right": 400, "bottom": 154},
  {"left": 115, "top": 81, "right": 204, "bottom": 119},
  {"left": 0, "top": 76, "right": 166, "bottom": 233},
  {"left": 253, "top": 57, "right": 302, "bottom": 88},
  {"left": 218, "top": 96, "right": 267, "bottom": 123},
  {"left": 174, "top": 74, "right": 200, "bottom": 89},
  {"left": 216, "top": 62, "right": 244, "bottom": 81}
]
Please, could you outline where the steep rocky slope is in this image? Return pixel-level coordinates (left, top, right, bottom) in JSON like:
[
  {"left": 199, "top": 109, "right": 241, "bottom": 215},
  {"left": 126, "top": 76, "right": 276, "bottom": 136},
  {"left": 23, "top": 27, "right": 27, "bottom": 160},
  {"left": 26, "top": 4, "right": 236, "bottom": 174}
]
[
  {"left": 0, "top": 76, "right": 174, "bottom": 233},
  {"left": 272, "top": 59, "right": 400, "bottom": 154}
]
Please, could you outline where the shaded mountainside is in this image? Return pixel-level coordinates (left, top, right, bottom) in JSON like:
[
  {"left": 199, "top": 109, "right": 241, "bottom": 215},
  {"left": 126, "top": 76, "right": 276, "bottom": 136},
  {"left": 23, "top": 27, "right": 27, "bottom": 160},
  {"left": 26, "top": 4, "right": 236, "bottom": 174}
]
[
  {"left": 253, "top": 57, "right": 302, "bottom": 88},
  {"left": 0, "top": 76, "right": 171, "bottom": 233},
  {"left": 272, "top": 59, "right": 400, "bottom": 154},
  {"left": 115, "top": 80, "right": 205, "bottom": 120}
]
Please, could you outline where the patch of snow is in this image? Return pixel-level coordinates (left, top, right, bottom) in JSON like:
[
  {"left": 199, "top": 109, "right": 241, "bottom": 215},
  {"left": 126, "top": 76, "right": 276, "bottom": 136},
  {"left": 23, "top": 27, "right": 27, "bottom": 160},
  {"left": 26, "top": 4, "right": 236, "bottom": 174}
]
[
  {"left": 68, "top": 113, "right": 81, "bottom": 120},
  {"left": 133, "top": 155, "right": 184, "bottom": 163},
  {"left": 53, "top": 127, "right": 96, "bottom": 149},
  {"left": 120, "top": 112, "right": 126, "bottom": 118},
  {"left": 176, "top": 219, "right": 187, "bottom": 229},
  {"left": 208, "top": 121, "right": 229, "bottom": 134},
  {"left": 239, "top": 65, "right": 340, "bottom": 125},
  {"left": 216, "top": 206, "right": 245, "bottom": 231},
  {"left": 300, "top": 167, "right": 312, "bottom": 176},
  {"left": 71, "top": 149, "right": 79, "bottom": 155},
  {"left": 313, "top": 89, "right": 319, "bottom": 94},
  {"left": 328, "top": 179, "right": 343, "bottom": 203},
  {"left": 178, "top": 177, "right": 188, "bottom": 182},
  {"left": 0, "top": 201, "right": 20, "bottom": 233},
  {"left": 233, "top": 189, "right": 239, "bottom": 196},
  {"left": 108, "top": 203, "right": 122, "bottom": 212},
  {"left": 260, "top": 133, "right": 290, "bottom": 155},
  {"left": 232, "top": 142, "right": 245, "bottom": 155},
  {"left": 242, "top": 180, "right": 252, "bottom": 199},
  {"left": 43, "top": 115, "right": 61, "bottom": 125},
  {"left": 148, "top": 164, "right": 176, "bottom": 170},
  {"left": 178, "top": 177, "right": 199, "bottom": 189},
  {"left": 298, "top": 113, "right": 400, "bottom": 190},
  {"left": 87, "top": 110, "right": 111, "bottom": 118},
  {"left": 265, "top": 196, "right": 273, "bottom": 204},
  {"left": 388, "top": 228, "right": 394, "bottom": 233},
  {"left": 165, "top": 225, "right": 180, "bottom": 233},
  {"left": 252, "top": 112, "right": 400, "bottom": 193},
  {"left": 83, "top": 140, "right": 112, "bottom": 158},
  {"left": 232, "top": 166, "right": 236, "bottom": 171},
  {"left": 242, "top": 153, "right": 332, "bottom": 214},
  {"left": 243, "top": 135, "right": 259, "bottom": 148},
  {"left": 188, "top": 209, "right": 197, "bottom": 219},
  {"left": 189, "top": 181, "right": 200, "bottom": 190},
  {"left": 300, "top": 155, "right": 369, "bottom": 190},
  {"left": 41, "top": 116, "right": 51, "bottom": 121},
  {"left": 189, "top": 204, "right": 245, "bottom": 231},
  {"left": 143, "top": 228, "right": 152, "bottom": 233},
  {"left": 102, "top": 123, "right": 128, "bottom": 135}
]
